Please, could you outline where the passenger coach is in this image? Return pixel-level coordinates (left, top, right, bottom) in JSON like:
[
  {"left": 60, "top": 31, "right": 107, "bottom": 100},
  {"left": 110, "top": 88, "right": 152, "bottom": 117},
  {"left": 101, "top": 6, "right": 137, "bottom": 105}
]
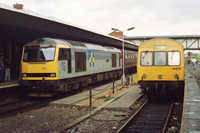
[{"left": 134, "top": 39, "right": 185, "bottom": 97}]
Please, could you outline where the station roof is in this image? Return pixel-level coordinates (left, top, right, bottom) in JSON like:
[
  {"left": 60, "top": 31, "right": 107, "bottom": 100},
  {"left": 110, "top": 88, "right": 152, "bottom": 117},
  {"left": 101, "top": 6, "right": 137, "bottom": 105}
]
[{"left": 0, "top": 3, "right": 138, "bottom": 51}]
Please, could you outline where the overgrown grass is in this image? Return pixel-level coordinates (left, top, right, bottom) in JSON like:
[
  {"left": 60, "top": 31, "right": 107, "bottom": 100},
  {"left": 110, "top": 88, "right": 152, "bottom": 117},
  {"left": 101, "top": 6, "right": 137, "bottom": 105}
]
[
  {"left": 114, "top": 97, "right": 121, "bottom": 101},
  {"left": 68, "top": 116, "right": 74, "bottom": 123},
  {"left": 104, "top": 96, "right": 114, "bottom": 102}
]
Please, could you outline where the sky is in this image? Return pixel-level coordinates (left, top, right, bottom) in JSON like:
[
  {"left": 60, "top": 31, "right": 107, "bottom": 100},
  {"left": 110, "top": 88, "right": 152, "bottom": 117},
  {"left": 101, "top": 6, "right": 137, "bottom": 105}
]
[{"left": 1, "top": 0, "right": 200, "bottom": 36}]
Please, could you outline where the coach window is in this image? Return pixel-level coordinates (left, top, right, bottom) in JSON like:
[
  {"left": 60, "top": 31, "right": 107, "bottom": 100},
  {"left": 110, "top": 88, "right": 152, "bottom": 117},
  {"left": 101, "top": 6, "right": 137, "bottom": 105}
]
[
  {"left": 141, "top": 51, "right": 153, "bottom": 66},
  {"left": 155, "top": 52, "right": 166, "bottom": 66},
  {"left": 168, "top": 51, "right": 180, "bottom": 65}
]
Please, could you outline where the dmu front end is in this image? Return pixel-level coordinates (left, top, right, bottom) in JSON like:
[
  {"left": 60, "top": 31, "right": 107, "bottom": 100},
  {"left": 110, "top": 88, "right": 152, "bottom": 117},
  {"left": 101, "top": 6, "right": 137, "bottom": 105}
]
[{"left": 134, "top": 39, "right": 185, "bottom": 97}]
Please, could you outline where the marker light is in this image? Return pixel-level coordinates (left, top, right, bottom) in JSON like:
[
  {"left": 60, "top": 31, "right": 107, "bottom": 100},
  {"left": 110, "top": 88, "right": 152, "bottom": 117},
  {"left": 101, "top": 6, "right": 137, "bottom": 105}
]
[
  {"left": 49, "top": 73, "right": 56, "bottom": 77},
  {"left": 175, "top": 74, "right": 179, "bottom": 79}
]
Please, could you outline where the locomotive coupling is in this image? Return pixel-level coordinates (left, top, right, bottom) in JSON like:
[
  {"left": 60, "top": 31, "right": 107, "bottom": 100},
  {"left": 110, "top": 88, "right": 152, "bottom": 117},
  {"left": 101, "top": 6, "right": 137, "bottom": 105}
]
[{"left": 158, "top": 75, "right": 162, "bottom": 79}]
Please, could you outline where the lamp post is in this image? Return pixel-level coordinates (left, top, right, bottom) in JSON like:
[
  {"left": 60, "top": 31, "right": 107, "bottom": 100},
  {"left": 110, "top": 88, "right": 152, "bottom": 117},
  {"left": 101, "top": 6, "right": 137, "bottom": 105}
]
[{"left": 111, "top": 27, "right": 135, "bottom": 85}]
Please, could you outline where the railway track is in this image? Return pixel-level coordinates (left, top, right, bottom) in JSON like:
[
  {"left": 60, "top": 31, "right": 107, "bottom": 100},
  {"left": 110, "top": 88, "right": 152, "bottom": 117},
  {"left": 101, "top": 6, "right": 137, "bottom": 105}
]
[
  {"left": 118, "top": 99, "right": 173, "bottom": 133},
  {"left": 0, "top": 78, "right": 122, "bottom": 118},
  {"left": 0, "top": 91, "right": 76, "bottom": 118},
  {"left": 0, "top": 97, "right": 51, "bottom": 118}
]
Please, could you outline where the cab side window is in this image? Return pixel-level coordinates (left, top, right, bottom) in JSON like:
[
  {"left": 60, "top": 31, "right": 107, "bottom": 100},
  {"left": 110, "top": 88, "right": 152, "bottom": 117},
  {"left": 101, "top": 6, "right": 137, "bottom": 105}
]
[{"left": 59, "top": 48, "right": 68, "bottom": 60}]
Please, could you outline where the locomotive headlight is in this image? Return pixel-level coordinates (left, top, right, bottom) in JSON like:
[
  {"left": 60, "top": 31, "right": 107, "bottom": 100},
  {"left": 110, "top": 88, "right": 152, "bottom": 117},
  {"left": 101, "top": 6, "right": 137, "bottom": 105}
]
[
  {"left": 22, "top": 73, "right": 27, "bottom": 77},
  {"left": 49, "top": 73, "right": 56, "bottom": 77},
  {"left": 142, "top": 74, "right": 146, "bottom": 78},
  {"left": 158, "top": 75, "right": 162, "bottom": 79}
]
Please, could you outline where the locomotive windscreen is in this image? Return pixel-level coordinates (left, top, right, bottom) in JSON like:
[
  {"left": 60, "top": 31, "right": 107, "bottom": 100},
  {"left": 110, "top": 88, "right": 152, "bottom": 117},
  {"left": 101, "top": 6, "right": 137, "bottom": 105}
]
[{"left": 23, "top": 45, "right": 56, "bottom": 62}]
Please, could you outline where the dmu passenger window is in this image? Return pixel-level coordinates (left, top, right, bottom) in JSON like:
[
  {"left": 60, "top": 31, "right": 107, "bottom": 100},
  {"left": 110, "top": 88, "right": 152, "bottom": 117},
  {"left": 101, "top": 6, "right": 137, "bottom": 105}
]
[
  {"left": 141, "top": 52, "right": 153, "bottom": 66},
  {"left": 168, "top": 51, "right": 180, "bottom": 65},
  {"left": 154, "top": 52, "right": 166, "bottom": 66}
]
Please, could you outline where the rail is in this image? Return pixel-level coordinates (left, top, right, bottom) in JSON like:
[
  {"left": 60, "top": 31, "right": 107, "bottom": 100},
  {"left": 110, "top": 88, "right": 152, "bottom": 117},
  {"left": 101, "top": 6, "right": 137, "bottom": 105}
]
[{"left": 117, "top": 99, "right": 174, "bottom": 133}]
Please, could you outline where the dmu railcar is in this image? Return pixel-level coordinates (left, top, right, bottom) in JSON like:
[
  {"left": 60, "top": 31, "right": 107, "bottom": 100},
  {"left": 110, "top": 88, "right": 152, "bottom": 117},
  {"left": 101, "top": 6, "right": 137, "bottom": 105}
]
[
  {"left": 19, "top": 38, "right": 137, "bottom": 96},
  {"left": 134, "top": 39, "right": 185, "bottom": 97}
]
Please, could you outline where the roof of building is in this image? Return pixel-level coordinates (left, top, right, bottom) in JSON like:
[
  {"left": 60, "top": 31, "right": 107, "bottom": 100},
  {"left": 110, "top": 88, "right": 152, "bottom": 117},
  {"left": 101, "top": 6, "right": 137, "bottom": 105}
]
[
  {"left": 109, "top": 31, "right": 126, "bottom": 38},
  {"left": 0, "top": 2, "right": 138, "bottom": 51}
]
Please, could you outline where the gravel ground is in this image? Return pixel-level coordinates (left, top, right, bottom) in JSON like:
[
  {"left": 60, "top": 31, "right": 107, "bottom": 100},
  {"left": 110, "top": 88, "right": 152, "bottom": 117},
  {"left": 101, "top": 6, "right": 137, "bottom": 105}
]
[
  {"left": 64, "top": 109, "right": 131, "bottom": 133},
  {"left": 63, "top": 96, "right": 146, "bottom": 133},
  {"left": 0, "top": 106, "right": 88, "bottom": 133}
]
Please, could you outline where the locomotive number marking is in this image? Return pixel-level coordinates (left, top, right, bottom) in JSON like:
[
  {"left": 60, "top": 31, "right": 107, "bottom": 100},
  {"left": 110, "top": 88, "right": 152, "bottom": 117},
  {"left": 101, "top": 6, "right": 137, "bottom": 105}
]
[
  {"left": 172, "top": 68, "right": 181, "bottom": 70},
  {"left": 60, "top": 62, "right": 67, "bottom": 71}
]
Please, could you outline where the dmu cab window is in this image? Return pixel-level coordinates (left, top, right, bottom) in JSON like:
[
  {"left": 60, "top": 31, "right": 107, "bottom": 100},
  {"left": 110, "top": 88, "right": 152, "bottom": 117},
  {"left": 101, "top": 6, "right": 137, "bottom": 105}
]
[
  {"left": 168, "top": 51, "right": 180, "bottom": 66},
  {"left": 154, "top": 52, "right": 166, "bottom": 66},
  {"left": 141, "top": 51, "right": 153, "bottom": 66}
]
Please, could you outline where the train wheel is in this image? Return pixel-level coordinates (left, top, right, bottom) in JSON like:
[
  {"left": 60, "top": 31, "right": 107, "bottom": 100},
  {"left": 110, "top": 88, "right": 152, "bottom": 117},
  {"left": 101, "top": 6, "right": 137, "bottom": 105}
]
[
  {"left": 66, "top": 84, "right": 71, "bottom": 91},
  {"left": 92, "top": 76, "right": 97, "bottom": 83},
  {"left": 81, "top": 80, "right": 88, "bottom": 87},
  {"left": 72, "top": 83, "right": 79, "bottom": 90}
]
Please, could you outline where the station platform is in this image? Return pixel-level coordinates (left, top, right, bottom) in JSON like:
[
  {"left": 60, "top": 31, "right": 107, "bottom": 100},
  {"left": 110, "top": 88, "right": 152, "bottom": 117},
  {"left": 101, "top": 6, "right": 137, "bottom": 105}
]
[
  {"left": 105, "top": 85, "right": 141, "bottom": 110},
  {"left": 50, "top": 79, "right": 141, "bottom": 108},
  {"left": 181, "top": 64, "right": 200, "bottom": 133},
  {"left": 50, "top": 79, "right": 121, "bottom": 106},
  {"left": 0, "top": 79, "right": 19, "bottom": 89}
]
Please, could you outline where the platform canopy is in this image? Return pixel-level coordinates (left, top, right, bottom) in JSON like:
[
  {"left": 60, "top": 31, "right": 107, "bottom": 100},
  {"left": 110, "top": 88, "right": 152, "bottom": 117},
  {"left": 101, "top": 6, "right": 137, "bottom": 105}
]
[{"left": 0, "top": 3, "right": 138, "bottom": 51}]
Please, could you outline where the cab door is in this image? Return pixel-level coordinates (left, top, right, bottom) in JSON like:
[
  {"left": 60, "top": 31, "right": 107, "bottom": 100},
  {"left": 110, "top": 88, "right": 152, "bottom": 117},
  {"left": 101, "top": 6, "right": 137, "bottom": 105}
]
[{"left": 58, "top": 48, "right": 71, "bottom": 79}]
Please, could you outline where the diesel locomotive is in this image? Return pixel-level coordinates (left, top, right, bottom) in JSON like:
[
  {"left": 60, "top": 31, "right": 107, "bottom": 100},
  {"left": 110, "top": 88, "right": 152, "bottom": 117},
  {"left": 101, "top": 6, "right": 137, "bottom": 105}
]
[
  {"left": 19, "top": 38, "right": 137, "bottom": 96},
  {"left": 134, "top": 39, "right": 185, "bottom": 97}
]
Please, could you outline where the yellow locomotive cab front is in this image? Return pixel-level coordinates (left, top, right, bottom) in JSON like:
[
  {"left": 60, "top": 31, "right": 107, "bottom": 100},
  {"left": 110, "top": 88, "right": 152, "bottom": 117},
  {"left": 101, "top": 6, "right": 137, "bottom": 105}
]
[
  {"left": 21, "top": 61, "right": 58, "bottom": 81},
  {"left": 19, "top": 40, "right": 60, "bottom": 94}
]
